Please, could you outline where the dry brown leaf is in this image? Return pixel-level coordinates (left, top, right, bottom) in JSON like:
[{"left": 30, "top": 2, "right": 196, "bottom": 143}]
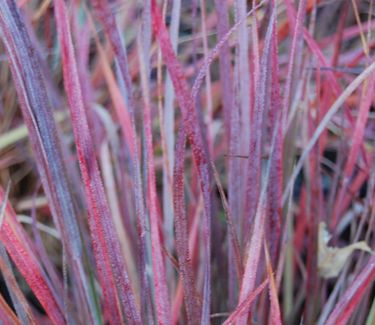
[{"left": 318, "top": 222, "right": 373, "bottom": 279}]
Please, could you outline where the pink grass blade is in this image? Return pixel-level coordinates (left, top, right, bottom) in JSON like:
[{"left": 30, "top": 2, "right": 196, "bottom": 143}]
[
  {"left": 52, "top": 0, "right": 141, "bottom": 323},
  {"left": 151, "top": 1, "right": 213, "bottom": 322},
  {"left": 326, "top": 256, "right": 375, "bottom": 325}
]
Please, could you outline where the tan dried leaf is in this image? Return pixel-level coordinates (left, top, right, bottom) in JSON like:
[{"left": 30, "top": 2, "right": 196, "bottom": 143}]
[{"left": 318, "top": 222, "right": 373, "bottom": 279}]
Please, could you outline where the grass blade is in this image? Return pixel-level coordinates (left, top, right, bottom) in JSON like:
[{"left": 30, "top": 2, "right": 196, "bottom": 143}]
[
  {"left": 52, "top": 0, "right": 141, "bottom": 323},
  {"left": 0, "top": 187, "right": 64, "bottom": 323},
  {"left": 173, "top": 129, "right": 201, "bottom": 324},
  {"left": 151, "top": 1, "right": 212, "bottom": 321},
  {"left": 138, "top": 32, "right": 172, "bottom": 325},
  {"left": 326, "top": 256, "right": 375, "bottom": 325},
  {"left": 89, "top": 2, "right": 151, "bottom": 320},
  {"left": 224, "top": 280, "right": 269, "bottom": 325},
  {"left": 0, "top": 2, "right": 96, "bottom": 321}
]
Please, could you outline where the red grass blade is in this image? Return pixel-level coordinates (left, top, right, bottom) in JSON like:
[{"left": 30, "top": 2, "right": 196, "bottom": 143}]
[
  {"left": 0, "top": 1, "right": 95, "bottom": 321},
  {"left": 326, "top": 256, "right": 375, "bottom": 325},
  {"left": 52, "top": 0, "right": 140, "bottom": 323},
  {"left": 0, "top": 244, "right": 36, "bottom": 324},
  {"left": 89, "top": 2, "right": 150, "bottom": 320},
  {"left": 264, "top": 241, "right": 282, "bottom": 325},
  {"left": 0, "top": 187, "right": 64, "bottom": 323},
  {"left": 224, "top": 279, "right": 269, "bottom": 325},
  {"left": 282, "top": 60, "right": 375, "bottom": 204},
  {"left": 151, "top": 1, "right": 213, "bottom": 322},
  {"left": 332, "top": 72, "right": 375, "bottom": 227},
  {"left": 0, "top": 294, "right": 20, "bottom": 325},
  {"left": 282, "top": 0, "right": 307, "bottom": 128},
  {"left": 236, "top": 10, "right": 279, "bottom": 323}
]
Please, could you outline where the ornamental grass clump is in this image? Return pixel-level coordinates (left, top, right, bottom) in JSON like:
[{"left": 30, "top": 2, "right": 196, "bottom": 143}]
[{"left": 0, "top": 0, "right": 374, "bottom": 324}]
